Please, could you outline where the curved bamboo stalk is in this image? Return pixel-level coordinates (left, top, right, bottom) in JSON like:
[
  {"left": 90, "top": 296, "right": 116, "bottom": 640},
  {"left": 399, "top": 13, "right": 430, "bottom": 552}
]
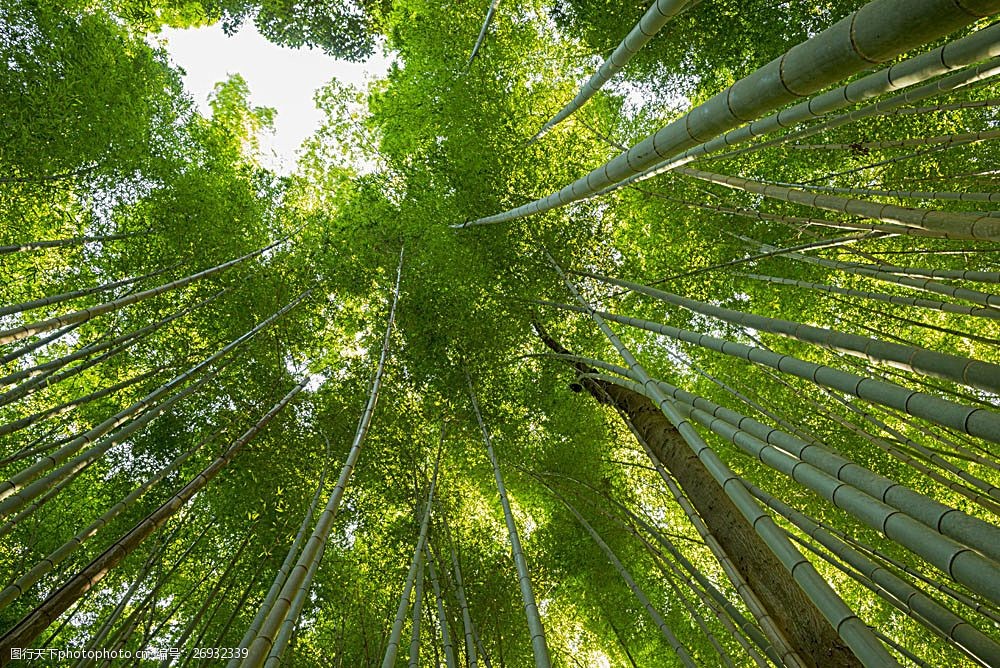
[
  {"left": 162, "top": 527, "right": 257, "bottom": 667},
  {"left": 707, "top": 54, "right": 1000, "bottom": 163},
  {"left": 408, "top": 549, "right": 425, "bottom": 668},
  {"left": 0, "top": 368, "right": 160, "bottom": 441},
  {"left": 231, "top": 447, "right": 330, "bottom": 659},
  {"left": 0, "top": 230, "right": 151, "bottom": 256},
  {"left": 425, "top": 545, "right": 458, "bottom": 668},
  {"left": 792, "top": 127, "right": 1000, "bottom": 152},
  {"left": 578, "top": 269, "right": 1000, "bottom": 392},
  {"left": 677, "top": 166, "right": 1000, "bottom": 241},
  {"left": 760, "top": 179, "right": 1000, "bottom": 204},
  {"left": 576, "top": 351, "right": 1000, "bottom": 562},
  {"left": 0, "top": 427, "right": 220, "bottom": 609},
  {"left": 551, "top": 263, "right": 896, "bottom": 666},
  {"left": 455, "top": 5, "right": 1000, "bottom": 227},
  {"left": 531, "top": 0, "right": 695, "bottom": 139},
  {"left": 380, "top": 455, "right": 441, "bottom": 668},
  {"left": 467, "top": 370, "right": 552, "bottom": 668},
  {"left": 745, "top": 237, "right": 1000, "bottom": 310},
  {"left": 0, "top": 262, "right": 177, "bottom": 319},
  {"left": 541, "top": 298, "right": 1000, "bottom": 442},
  {"left": 0, "top": 375, "right": 310, "bottom": 650}
]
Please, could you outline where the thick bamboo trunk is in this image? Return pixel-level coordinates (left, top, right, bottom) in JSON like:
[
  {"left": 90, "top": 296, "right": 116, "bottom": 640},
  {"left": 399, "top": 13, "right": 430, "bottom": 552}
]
[
  {"left": 456, "top": 0, "right": 1000, "bottom": 227},
  {"left": 748, "top": 482, "right": 1000, "bottom": 666},
  {"left": 531, "top": 0, "right": 694, "bottom": 139},
  {"left": 535, "top": 326, "right": 868, "bottom": 667}
]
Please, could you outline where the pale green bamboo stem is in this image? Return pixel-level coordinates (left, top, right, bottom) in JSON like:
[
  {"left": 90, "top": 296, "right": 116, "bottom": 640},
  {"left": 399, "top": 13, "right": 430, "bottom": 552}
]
[
  {"left": 0, "top": 322, "right": 82, "bottom": 365},
  {"left": 599, "top": 28, "right": 1000, "bottom": 197},
  {"left": 532, "top": 0, "right": 694, "bottom": 139},
  {"left": 614, "top": 500, "right": 774, "bottom": 667},
  {"left": 745, "top": 237, "right": 1000, "bottom": 309},
  {"left": 792, "top": 127, "right": 1000, "bottom": 152},
  {"left": 467, "top": 0, "right": 501, "bottom": 66},
  {"left": 741, "top": 273, "right": 1000, "bottom": 321},
  {"left": 0, "top": 236, "right": 286, "bottom": 346},
  {"left": 0, "top": 375, "right": 309, "bottom": 651},
  {"left": 880, "top": 97, "right": 1000, "bottom": 116},
  {"left": 0, "top": 369, "right": 160, "bottom": 440},
  {"left": 579, "top": 269, "right": 1000, "bottom": 392},
  {"left": 579, "top": 352, "right": 1000, "bottom": 561},
  {"left": 442, "top": 528, "right": 478, "bottom": 668},
  {"left": 0, "top": 360, "right": 226, "bottom": 522},
  {"left": 802, "top": 505, "right": 1000, "bottom": 625},
  {"left": 408, "top": 551, "right": 425, "bottom": 668},
  {"left": 746, "top": 481, "right": 1000, "bottom": 667},
  {"left": 798, "top": 257, "right": 999, "bottom": 284},
  {"left": 593, "top": 368, "right": 1000, "bottom": 608},
  {"left": 380, "top": 461, "right": 440, "bottom": 668},
  {"left": 455, "top": 0, "right": 1000, "bottom": 227},
  {"left": 467, "top": 370, "right": 552, "bottom": 668},
  {"left": 79, "top": 518, "right": 216, "bottom": 663},
  {"left": 232, "top": 451, "right": 330, "bottom": 659},
  {"left": 264, "top": 541, "right": 323, "bottom": 667},
  {"left": 760, "top": 179, "right": 1000, "bottom": 204},
  {"left": 0, "top": 289, "right": 226, "bottom": 408},
  {"left": 0, "top": 264, "right": 176, "bottom": 319},
  {"left": 425, "top": 545, "right": 458, "bottom": 668},
  {"left": 752, "top": 363, "right": 1000, "bottom": 516},
  {"left": 542, "top": 299, "right": 1000, "bottom": 442},
  {"left": 678, "top": 166, "right": 1000, "bottom": 241},
  {"left": 0, "top": 291, "right": 308, "bottom": 516},
  {"left": 551, "top": 486, "right": 696, "bottom": 666},
  {"left": 163, "top": 527, "right": 256, "bottom": 667},
  {"left": 0, "top": 428, "right": 218, "bottom": 609},
  {"left": 0, "top": 231, "right": 150, "bottom": 256},
  {"left": 244, "top": 248, "right": 404, "bottom": 667},
  {"left": 708, "top": 53, "right": 1000, "bottom": 163},
  {"left": 553, "top": 262, "right": 898, "bottom": 666}
]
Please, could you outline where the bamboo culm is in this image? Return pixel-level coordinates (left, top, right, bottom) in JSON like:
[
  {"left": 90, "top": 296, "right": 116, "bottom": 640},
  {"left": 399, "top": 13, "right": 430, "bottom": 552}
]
[
  {"left": 243, "top": 248, "right": 404, "bottom": 668},
  {"left": 553, "top": 260, "right": 901, "bottom": 666},
  {"left": 456, "top": 5, "right": 1000, "bottom": 227},
  {"left": 467, "top": 370, "right": 552, "bottom": 668},
  {"left": 0, "top": 375, "right": 310, "bottom": 651}
]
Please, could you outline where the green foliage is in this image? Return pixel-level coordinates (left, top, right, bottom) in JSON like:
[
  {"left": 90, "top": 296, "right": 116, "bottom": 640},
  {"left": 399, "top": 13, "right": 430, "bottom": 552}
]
[{"left": 1, "top": 1, "right": 998, "bottom": 666}]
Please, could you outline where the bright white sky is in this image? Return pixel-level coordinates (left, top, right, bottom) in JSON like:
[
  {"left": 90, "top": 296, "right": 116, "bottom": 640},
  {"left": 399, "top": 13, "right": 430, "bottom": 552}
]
[{"left": 155, "top": 24, "right": 390, "bottom": 174}]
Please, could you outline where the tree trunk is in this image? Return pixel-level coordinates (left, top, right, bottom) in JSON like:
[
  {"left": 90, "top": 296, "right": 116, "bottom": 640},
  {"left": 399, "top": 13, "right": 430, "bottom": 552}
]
[{"left": 536, "top": 327, "right": 862, "bottom": 668}]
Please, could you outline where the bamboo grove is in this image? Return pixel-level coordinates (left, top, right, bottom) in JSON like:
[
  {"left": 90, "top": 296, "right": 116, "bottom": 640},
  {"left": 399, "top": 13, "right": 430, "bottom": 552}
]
[{"left": 1, "top": 0, "right": 999, "bottom": 665}]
